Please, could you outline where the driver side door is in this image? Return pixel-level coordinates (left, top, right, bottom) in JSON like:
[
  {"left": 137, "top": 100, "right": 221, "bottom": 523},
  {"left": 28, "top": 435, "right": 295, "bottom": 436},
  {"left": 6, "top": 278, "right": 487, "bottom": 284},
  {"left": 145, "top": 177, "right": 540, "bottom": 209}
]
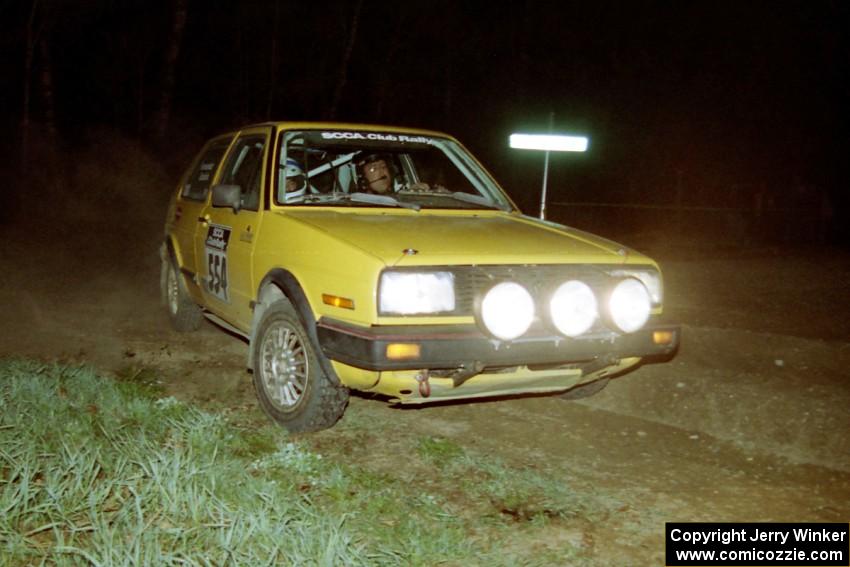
[{"left": 195, "top": 126, "right": 271, "bottom": 329}]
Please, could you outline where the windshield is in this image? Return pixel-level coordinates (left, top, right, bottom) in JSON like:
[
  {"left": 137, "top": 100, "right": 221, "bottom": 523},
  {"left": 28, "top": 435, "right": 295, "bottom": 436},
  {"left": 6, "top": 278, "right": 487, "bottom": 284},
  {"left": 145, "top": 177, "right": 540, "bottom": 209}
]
[{"left": 275, "top": 129, "right": 514, "bottom": 211}]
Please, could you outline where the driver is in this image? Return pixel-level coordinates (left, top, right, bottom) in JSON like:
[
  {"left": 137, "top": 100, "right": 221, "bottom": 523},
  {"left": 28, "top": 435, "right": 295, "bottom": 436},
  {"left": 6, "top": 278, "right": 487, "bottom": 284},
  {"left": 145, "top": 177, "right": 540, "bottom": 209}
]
[
  {"left": 281, "top": 158, "right": 307, "bottom": 202},
  {"left": 356, "top": 153, "right": 396, "bottom": 194},
  {"left": 356, "top": 152, "right": 448, "bottom": 195}
]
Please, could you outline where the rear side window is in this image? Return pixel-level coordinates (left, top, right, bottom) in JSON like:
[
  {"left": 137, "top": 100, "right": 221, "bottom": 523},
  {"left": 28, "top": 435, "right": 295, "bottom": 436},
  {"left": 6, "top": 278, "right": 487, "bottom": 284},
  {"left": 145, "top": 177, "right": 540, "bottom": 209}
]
[
  {"left": 181, "top": 138, "right": 232, "bottom": 201},
  {"left": 218, "top": 135, "right": 266, "bottom": 211}
]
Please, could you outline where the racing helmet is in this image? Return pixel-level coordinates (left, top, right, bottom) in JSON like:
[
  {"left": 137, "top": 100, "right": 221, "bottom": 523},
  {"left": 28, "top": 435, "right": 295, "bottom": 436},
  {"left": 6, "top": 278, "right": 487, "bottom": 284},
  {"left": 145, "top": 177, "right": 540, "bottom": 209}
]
[{"left": 281, "top": 158, "right": 307, "bottom": 201}]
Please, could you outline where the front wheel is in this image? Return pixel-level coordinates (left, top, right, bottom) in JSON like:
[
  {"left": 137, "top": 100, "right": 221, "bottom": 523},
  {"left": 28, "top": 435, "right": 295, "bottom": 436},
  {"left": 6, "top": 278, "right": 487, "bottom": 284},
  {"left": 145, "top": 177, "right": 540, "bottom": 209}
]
[{"left": 252, "top": 299, "right": 349, "bottom": 433}]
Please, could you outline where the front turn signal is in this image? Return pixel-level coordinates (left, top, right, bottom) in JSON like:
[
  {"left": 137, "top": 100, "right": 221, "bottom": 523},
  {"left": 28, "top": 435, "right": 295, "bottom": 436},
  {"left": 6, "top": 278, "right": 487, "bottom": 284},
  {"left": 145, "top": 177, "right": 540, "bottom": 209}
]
[{"left": 386, "top": 343, "right": 421, "bottom": 361}]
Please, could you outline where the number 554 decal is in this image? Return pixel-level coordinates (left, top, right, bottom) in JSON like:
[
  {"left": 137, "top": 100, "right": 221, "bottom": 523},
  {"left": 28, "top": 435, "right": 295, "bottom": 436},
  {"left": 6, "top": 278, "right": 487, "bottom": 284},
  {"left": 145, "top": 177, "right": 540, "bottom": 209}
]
[{"left": 205, "top": 224, "right": 231, "bottom": 303}]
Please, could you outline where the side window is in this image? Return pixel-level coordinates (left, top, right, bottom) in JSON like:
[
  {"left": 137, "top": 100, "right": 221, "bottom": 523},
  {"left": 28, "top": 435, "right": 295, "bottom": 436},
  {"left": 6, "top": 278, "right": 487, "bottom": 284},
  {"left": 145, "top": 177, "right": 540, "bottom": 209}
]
[
  {"left": 280, "top": 145, "right": 327, "bottom": 201},
  {"left": 278, "top": 140, "right": 354, "bottom": 202},
  {"left": 219, "top": 135, "right": 266, "bottom": 211},
  {"left": 181, "top": 139, "right": 231, "bottom": 201}
]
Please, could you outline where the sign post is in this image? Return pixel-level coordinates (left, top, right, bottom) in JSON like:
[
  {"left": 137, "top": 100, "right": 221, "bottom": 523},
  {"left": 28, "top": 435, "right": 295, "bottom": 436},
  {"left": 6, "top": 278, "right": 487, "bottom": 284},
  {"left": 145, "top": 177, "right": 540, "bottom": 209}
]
[{"left": 509, "top": 132, "right": 588, "bottom": 220}]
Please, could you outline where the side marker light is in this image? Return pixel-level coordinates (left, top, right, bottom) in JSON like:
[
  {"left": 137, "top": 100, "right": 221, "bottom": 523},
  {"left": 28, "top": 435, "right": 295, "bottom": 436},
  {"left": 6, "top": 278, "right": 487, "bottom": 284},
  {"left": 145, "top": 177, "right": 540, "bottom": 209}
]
[{"left": 322, "top": 294, "right": 355, "bottom": 310}]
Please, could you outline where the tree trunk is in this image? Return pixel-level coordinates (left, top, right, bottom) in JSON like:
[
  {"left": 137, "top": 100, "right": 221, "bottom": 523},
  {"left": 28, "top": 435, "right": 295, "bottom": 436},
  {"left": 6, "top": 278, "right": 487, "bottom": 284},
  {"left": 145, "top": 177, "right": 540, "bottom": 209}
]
[
  {"left": 509, "top": 0, "right": 531, "bottom": 107},
  {"left": 442, "top": 54, "right": 453, "bottom": 126},
  {"left": 326, "top": 0, "right": 363, "bottom": 120},
  {"left": 155, "top": 0, "right": 188, "bottom": 139},
  {"left": 21, "top": 0, "right": 40, "bottom": 170},
  {"left": 137, "top": 53, "right": 147, "bottom": 133},
  {"left": 236, "top": 9, "right": 247, "bottom": 121},
  {"left": 374, "top": 8, "right": 407, "bottom": 120},
  {"left": 39, "top": 36, "right": 57, "bottom": 142},
  {"left": 266, "top": 0, "right": 280, "bottom": 120}
]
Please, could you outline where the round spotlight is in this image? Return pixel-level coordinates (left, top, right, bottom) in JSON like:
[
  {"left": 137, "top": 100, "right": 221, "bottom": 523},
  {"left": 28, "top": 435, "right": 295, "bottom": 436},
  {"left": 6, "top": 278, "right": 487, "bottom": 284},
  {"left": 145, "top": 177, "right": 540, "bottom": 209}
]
[
  {"left": 480, "top": 282, "right": 535, "bottom": 340},
  {"left": 550, "top": 280, "right": 598, "bottom": 337},
  {"left": 608, "top": 278, "right": 651, "bottom": 333}
]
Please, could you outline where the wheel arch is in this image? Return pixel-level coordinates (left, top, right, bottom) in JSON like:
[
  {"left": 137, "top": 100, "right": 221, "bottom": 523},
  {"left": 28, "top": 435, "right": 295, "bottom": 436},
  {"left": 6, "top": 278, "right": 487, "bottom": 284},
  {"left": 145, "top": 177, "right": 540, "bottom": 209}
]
[{"left": 249, "top": 269, "right": 341, "bottom": 384}]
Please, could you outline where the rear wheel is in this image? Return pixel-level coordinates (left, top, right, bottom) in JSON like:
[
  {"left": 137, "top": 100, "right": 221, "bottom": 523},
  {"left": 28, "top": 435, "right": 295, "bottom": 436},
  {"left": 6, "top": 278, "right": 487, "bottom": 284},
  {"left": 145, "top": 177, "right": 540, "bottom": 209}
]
[
  {"left": 164, "top": 259, "right": 203, "bottom": 332},
  {"left": 252, "top": 299, "right": 349, "bottom": 433}
]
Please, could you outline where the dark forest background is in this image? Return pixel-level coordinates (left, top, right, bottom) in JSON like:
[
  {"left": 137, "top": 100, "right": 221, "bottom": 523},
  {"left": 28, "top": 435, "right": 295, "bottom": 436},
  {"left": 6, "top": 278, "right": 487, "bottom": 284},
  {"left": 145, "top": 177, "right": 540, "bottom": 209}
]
[{"left": 1, "top": 1, "right": 848, "bottom": 246}]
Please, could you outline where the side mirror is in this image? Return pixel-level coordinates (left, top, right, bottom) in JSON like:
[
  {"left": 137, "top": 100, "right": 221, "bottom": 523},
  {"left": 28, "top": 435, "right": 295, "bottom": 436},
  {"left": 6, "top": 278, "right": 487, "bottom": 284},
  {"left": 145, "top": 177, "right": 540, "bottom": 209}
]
[{"left": 211, "top": 184, "right": 241, "bottom": 212}]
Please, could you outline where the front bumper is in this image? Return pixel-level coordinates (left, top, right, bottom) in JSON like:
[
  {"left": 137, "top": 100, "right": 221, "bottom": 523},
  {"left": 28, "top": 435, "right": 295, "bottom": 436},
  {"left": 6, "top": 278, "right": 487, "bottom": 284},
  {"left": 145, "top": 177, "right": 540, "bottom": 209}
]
[{"left": 316, "top": 317, "right": 680, "bottom": 372}]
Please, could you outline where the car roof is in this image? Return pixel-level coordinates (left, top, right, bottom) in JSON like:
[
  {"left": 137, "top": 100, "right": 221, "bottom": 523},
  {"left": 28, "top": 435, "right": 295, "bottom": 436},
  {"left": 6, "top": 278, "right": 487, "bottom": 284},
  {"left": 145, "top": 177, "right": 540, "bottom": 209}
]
[{"left": 225, "top": 121, "right": 455, "bottom": 140}]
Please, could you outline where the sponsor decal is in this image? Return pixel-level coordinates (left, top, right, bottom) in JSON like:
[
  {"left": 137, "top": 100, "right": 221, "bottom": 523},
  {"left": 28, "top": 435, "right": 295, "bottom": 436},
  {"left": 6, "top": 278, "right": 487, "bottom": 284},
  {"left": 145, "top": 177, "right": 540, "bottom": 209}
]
[
  {"left": 204, "top": 224, "right": 231, "bottom": 303},
  {"left": 205, "top": 225, "right": 230, "bottom": 251},
  {"left": 319, "top": 131, "right": 435, "bottom": 145}
]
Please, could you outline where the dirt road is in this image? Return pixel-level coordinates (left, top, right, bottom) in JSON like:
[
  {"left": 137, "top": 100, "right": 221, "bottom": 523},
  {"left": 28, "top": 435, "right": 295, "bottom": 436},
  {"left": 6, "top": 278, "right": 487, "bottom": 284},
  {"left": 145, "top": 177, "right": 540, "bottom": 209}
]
[{"left": 2, "top": 220, "right": 848, "bottom": 564}]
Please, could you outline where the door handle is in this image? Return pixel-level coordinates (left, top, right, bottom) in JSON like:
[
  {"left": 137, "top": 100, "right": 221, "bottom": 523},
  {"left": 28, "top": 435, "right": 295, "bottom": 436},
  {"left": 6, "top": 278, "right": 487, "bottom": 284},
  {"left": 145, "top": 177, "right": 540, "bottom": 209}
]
[{"left": 197, "top": 214, "right": 210, "bottom": 224}]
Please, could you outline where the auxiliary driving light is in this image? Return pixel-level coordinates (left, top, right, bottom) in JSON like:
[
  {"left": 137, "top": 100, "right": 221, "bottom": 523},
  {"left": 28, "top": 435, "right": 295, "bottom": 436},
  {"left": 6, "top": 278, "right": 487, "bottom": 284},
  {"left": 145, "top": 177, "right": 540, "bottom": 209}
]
[
  {"left": 608, "top": 278, "right": 651, "bottom": 333},
  {"left": 480, "top": 282, "right": 535, "bottom": 340},
  {"left": 550, "top": 280, "right": 598, "bottom": 337}
]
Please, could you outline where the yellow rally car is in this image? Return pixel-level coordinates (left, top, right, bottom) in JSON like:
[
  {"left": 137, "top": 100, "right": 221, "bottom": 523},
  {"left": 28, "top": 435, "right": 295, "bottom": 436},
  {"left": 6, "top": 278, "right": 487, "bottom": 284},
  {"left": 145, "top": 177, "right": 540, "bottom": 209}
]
[{"left": 161, "top": 122, "right": 679, "bottom": 432}]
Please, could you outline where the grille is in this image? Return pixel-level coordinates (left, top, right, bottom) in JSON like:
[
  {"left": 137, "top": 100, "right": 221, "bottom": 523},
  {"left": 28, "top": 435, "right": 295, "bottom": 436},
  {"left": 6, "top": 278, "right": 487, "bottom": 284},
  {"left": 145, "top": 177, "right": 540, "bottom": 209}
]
[{"left": 450, "top": 264, "right": 615, "bottom": 316}]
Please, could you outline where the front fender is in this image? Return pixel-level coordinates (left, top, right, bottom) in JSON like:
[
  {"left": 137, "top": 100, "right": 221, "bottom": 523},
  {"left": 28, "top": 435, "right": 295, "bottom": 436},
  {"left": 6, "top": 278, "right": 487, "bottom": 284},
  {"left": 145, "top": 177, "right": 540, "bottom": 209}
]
[{"left": 248, "top": 269, "right": 342, "bottom": 386}]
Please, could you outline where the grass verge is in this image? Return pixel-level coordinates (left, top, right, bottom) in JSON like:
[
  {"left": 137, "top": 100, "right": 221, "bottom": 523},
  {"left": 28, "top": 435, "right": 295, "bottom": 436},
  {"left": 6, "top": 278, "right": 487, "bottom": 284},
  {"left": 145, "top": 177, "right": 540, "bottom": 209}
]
[{"left": 1, "top": 359, "right": 606, "bottom": 565}]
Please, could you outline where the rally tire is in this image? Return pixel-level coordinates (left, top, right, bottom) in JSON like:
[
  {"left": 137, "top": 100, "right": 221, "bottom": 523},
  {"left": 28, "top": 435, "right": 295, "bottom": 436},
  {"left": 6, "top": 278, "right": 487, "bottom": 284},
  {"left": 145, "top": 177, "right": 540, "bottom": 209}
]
[
  {"left": 165, "top": 259, "right": 203, "bottom": 332},
  {"left": 558, "top": 377, "right": 610, "bottom": 401},
  {"left": 252, "top": 299, "right": 349, "bottom": 433}
]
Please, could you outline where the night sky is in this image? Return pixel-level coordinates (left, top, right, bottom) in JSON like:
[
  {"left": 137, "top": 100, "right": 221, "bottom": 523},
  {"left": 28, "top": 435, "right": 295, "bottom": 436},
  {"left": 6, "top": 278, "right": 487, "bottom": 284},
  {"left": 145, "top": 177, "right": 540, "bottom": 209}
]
[{"left": 2, "top": 1, "right": 848, "bottom": 242}]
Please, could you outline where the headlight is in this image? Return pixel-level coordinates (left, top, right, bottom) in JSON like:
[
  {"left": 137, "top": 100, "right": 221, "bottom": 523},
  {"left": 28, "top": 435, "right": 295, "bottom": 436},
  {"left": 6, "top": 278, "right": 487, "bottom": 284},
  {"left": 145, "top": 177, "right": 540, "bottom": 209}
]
[
  {"left": 607, "top": 278, "right": 651, "bottom": 333},
  {"left": 480, "top": 282, "right": 535, "bottom": 340},
  {"left": 550, "top": 280, "right": 598, "bottom": 337},
  {"left": 379, "top": 271, "right": 455, "bottom": 315},
  {"left": 608, "top": 268, "right": 662, "bottom": 305}
]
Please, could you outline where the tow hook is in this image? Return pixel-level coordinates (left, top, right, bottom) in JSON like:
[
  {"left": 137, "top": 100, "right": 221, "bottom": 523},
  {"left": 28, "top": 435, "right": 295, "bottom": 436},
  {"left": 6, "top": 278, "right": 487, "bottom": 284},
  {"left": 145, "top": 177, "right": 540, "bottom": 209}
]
[
  {"left": 451, "top": 361, "right": 485, "bottom": 387},
  {"left": 415, "top": 370, "right": 431, "bottom": 398}
]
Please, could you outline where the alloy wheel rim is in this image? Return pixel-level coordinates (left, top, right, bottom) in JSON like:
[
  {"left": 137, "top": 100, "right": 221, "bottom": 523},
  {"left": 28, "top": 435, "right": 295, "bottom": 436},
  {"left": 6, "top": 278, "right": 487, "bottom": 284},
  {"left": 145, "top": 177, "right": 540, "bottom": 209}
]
[{"left": 260, "top": 322, "right": 308, "bottom": 412}]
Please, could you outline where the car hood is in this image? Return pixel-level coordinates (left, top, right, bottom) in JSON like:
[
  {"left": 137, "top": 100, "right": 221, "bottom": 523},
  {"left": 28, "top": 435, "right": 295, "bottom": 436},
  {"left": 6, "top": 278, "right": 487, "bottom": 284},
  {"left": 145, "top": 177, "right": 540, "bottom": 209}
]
[{"left": 276, "top": 209, "right": 648, "bottom": 267}]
